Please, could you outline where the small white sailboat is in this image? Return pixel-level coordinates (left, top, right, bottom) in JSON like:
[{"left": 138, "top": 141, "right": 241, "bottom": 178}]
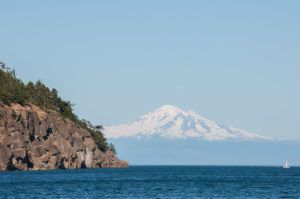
[{"left": 283, "top": 160, "right": 290, "bottom": 168}]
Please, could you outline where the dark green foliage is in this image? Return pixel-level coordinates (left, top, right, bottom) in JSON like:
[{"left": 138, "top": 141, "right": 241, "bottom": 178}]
[
  {"left": 11, "top": 110, "right": 17, "bottom": 118},
  {"left": 0, "top": 65, "right": 110, "bottom": 152},
  {"left": 20, "top": 115, "right": 25, "bottom": 125},
  {"left": 108, "top": 143, "right": 117, "bottom": 155},
  {"left": 95, "top": 125, "right": 103, "bottom": 130},
  {"left": 77, "top": 119, "right": 108, "bottom": 152}
]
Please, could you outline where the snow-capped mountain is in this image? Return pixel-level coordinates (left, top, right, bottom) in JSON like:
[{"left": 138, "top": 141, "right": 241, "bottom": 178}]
[{"left": 104, "top": 105, "right": 271, "bottom": 141}]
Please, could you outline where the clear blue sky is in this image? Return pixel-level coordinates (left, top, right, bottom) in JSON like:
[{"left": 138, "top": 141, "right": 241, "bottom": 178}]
[{"left": 1, "top": 0, "right": 299, "bottom": 139}]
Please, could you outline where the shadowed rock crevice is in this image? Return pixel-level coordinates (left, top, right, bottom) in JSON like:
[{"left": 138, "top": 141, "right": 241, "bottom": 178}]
[
  {"left": 7, "top": 156, "right": 17, "bottom": 171},
  {"left": 23, "top": 153, "right": 34, "bottom": 169},
  {"left": 43, "top": 127, "right": 53, "bottom": 140}
]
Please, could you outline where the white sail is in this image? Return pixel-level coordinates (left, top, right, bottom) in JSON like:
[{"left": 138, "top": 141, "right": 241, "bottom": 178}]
[{"left": 283, "top": 160, "right": 290, "bottom": 168}]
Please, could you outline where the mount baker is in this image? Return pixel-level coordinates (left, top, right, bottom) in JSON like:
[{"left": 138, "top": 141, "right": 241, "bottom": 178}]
[{"left": 104, "top": 105, "right": 271, "bottom": 141}]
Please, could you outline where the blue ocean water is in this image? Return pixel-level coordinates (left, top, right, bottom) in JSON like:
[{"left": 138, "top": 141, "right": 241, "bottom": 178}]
[{"left": 0, "top": 166, "right": 299, "bottom": 198}]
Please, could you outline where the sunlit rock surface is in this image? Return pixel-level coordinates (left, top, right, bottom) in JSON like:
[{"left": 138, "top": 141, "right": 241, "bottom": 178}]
[{"left": 0, "top": 104, "right": 128, "bottom": 171}]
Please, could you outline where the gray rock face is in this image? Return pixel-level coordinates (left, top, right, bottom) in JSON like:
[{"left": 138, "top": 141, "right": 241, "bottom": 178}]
[{"left": 0, "top": 104, "right": 128, "bottom": 171}]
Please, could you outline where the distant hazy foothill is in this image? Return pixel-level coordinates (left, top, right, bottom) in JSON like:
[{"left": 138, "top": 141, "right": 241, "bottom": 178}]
[{"left": 0, "top": 64, "right": 128, "bottom": 171}]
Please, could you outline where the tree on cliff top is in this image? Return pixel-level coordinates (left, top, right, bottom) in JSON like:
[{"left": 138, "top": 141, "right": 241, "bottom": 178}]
[{"left": 0, "top": 63, "right": 109, "bottom": 152}]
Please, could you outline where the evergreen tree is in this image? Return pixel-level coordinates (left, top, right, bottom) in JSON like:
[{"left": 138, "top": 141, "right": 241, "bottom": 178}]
[
  {"left": 108, "top": 143, "right": 117, "bottom": 154},
  {"left": 0, "top": 64, "right": 110, "bottom": 152}
]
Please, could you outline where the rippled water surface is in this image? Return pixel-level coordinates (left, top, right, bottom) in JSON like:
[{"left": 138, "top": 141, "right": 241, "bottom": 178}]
[{"left": 0, "top": 166, "right": 300, "bottom": 198}]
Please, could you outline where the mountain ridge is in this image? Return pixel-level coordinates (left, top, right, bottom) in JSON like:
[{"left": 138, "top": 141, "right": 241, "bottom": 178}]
[{"left": 104, "top": 105, "right": 271, "bottom": 141}]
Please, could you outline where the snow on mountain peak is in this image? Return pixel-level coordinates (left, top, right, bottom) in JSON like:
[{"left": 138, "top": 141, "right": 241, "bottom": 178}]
[
  {"left": 157, "top": 104, "right": 182, "bottom": 112},
  {"left": 151, "top": 105, "right": 182, "bottom": 117},
  {"left": 104, "top": 105, "right": 272, "bottom": 141}
]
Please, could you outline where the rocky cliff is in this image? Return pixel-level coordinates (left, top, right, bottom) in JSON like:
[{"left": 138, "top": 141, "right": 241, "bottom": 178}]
[{"left": 0, "top": 104, "right": 128, "bottom": 171}]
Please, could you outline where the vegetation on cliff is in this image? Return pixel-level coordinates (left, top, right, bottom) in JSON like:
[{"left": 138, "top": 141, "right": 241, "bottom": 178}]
[{"left": 0, "top": 62, "right": 114, "bottom": 152}]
